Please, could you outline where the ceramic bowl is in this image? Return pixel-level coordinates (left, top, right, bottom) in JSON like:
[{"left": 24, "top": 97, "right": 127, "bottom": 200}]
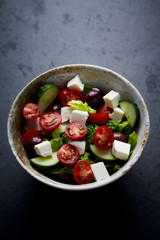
[{"left": 7, "top": 64, "right": 150, "bottom": 190}]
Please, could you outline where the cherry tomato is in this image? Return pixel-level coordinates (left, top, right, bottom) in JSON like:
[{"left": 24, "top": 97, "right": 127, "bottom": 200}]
[
  {"left": 58, "top": 88, "right": 69, "bottom": 103},
  {"left": 61, "top": 90, "right": 84, "bottom": 106},
  {"left": 89, "top": 112, "right": 109, "bottom": 125},
  {"left": 23, "top": 103, "right": 40, "bottom": 120},
  {"left": 23, "top": 129, "right": 40, "bottom": 147},
  {"left": 73, "top": 161, "right": 94, "bottom": 184},
  {"left": 57, "top": 144, "right": 80, "bottom": 166},
  {"left": 65, "top": 121, "right": 87, "bottom": 140},
  {"left": 39, "top": 111, "right": 62, "bottom": 132},
  {"left": 94, "top": 126, "right": 114, "bottom": 150},
  {"left": 96, "top": 103, "right": 113, "bottom": 114}
]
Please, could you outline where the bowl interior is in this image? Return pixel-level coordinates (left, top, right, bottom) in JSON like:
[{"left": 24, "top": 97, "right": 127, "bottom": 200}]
[{"left": 8, "top": 64, "right": 150, "bottom": 190}]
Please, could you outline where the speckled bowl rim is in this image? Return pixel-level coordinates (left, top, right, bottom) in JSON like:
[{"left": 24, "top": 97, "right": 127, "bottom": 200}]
[{"left": 7, "top": 64, "right": 150, "bottom": 191}]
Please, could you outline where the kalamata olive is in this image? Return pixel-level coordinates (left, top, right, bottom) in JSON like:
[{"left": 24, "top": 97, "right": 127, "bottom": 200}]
[
  {"left": 113, "top": 132, "right": 127, "bottom": 143},
  {"left": 25, "top": 136, "right": 43, "bottom": 158},
  {"left": 47, "top": 104, "right": 61, "bottom": 113},
  {"left": 84, "top": 88, "right": 103, "bottom": 109}
]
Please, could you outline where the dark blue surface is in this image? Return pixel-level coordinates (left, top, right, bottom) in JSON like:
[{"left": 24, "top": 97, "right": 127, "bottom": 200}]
[{"left": 0, "top": 0, "right": 160, "bottom": 239}]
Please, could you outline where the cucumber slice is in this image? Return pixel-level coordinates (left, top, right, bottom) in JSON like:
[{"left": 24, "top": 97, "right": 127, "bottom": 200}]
[
  {"left": 90, "top": 144, "right": 117, "bottom": 162},
  {"left": 35, "top": 83, "right": 59, "bottom": 115},
  {"left": 119, "top": 100, "right": 140, "bottom": 128},
  {"left": 30, "top": 152, "right": 59, "bottom": 169},
  {"left": 57, "top": 122, "right": 69, "bottom": 134}
]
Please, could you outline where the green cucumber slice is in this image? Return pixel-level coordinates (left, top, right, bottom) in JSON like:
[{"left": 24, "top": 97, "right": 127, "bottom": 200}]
[
  {"left": 35, "top": 83, "right": 59, "bottom": 115},
  {"left": 119, "top": 100, "right": 140, "bottom": 128},
  {"left": 30, "top": 152, "right": 59, "bottom": 169},
  {"left": 57, "top": 122, "right": 69, "bottom": 134},
  {"left": 90, "top": 144, "right": 117, "bottom": 162}
]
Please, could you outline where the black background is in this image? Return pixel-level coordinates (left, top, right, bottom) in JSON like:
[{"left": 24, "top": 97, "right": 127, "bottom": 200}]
[{"left": 1, "top": 0, "right": 160, "bottom": 239}]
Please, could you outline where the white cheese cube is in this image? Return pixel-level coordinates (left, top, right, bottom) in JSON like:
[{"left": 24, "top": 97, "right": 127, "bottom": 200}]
[
  {"left": 91, "top": 162, "right": 110, "bottom": 181},
  {"left": 61, "top": 107, "right": 74, "bottom": 123},
  {"left": 109, "top": 107, "right": 124, "bottom": 120},
  {"left": 67, "top": 75, "right": 84, "bottom": 92},
  {"left": 70, "top": 110, "right": 89, "bottom": 124},
  {"left": 27, "top": 117, "right": 43, "bottom": 131},
  {"left": 69, "top": 141, "right": 86, "bottom": 155},
  {"left": 34, "top": 141, "right": 52, "bottom": 157},
  {"left": 103, "top": 90, "right": 120, "bottom": 109},
  {"left": 112, "top": 140, "right": 131, "bottom": 161}
]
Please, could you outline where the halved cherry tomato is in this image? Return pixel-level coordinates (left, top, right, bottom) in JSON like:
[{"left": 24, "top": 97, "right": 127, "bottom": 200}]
[
  {"left": 23, "top": 129, "right": 40, "bottom": 147},
  {"left": 23, "top": 103, "right": 40, "bottom": 120},
  {"left": 57, "top": 143, "right": 80, "bottom": 166},
  {"left": 89, "top": 112, "right": 109, "bottom": 125},
  {"left": 39, "top": 111, "right": 62, "bottom": 132},
  {"left": 73, "top": 161, "right": 94, "bottom": 184},
  {"left": 65, "top": 121, "right": 87, "bottom": 140},
  {"left": 94, "top": 126, "right": 114, "bottom": 150},
  {"left": 96, "top": 103, "right": 113, "bottom": 114},
  {"left": 58, "top": 88, "right": 69, "bottom": 103},
  {"left": 61, "top": 90, "right": 84, "bottom": 106}
]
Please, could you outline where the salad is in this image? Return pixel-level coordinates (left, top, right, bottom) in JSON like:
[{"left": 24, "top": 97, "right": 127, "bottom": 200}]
[{"left": 22, "top": 75, "right": 140, "bottom": 185}]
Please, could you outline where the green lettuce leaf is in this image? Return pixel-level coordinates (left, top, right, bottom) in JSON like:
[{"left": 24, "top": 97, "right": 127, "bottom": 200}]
[
  {"left": 128, "top": 131, "right": 137, "bottom": 155},
  {"left": 50, "top": 129, "right": 63, "bottom": 152},
  {"left": 61, "top": 132, "right": 69, "bottom": 144},
  {"left": 79, "top": 152, "right": 94, "bottom": 164},
  {"left": 83, "top": 124, "right": 98, "bottom": 150},
  {"left": 106, "top": 119, "right": 122, "bottom": 132},
  {"left": 47, "top": 166, "right": 73, "bottom": 175},
  {"left": 82, "top": 84, "right": 96, "bottom": 95},
  {"left": 118, "top": 120, "right": 132, "bottom": 136},
  {"left": 68, "top": 100, "right": 96, "bottom": 113}
]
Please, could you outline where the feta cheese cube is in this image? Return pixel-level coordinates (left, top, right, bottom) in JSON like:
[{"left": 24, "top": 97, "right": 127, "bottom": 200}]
[
  {"left": 61, "top": 107, "right": 74, "bottom": 123},
  {"left": 112, "top": 140, "right": 131, "bottom": 161},
  {"left": 67, "top": 75, "right": 84, "bottom": 92},
  {"left": 91, "top": 162, "right": 110, "bottom": 181},
  {"left": 109, "top": 107, "right": 124, "bottom": 120},
  {"left": 69, "top": 141, "right": 86, "bottom": 155},
  {"left": 103, "top": 90, "right": 120, "bottom": 109},
  {"left": 70, "top": 110, "right": 88, "bottom": 124},
  {"left": 27, "top": 117, "right": 43, "bottom": 131},
  {"left": 34, "top": 141, "right": 52, "bottom": 157}
]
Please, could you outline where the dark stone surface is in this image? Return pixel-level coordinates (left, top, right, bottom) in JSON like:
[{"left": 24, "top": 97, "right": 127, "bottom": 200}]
[{"left": 0, "top": 0, "right": 160, "bottom": 239}]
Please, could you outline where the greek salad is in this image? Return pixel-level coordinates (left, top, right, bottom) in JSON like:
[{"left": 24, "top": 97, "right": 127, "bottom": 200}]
[{"left": 22, "top": 75, "right": 140, "bottom": 185}]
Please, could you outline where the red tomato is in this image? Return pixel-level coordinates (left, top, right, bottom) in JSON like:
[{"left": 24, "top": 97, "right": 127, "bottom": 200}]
[
  {"left": 23, "top": 103, "right": 40, "bottom": 120},
  {"left": 57, "top": 144, "right": 80, "bottom": 166},
  {"left": 61, "top": 90, "right": 84, "bottom": 106},
  {"left": 73, "top": 161, "right": 94, "bottom": 184},
  {"left": 94, "top": 126, "right": 114, "bottom": 150},
  {"left": 23, "top": 129, "right": 40, "bottom": 147},
  {"left": 39, "top": 111, "right": 62, "bottom": 132},
  {"left": 89, "top": 112, "right": 109, "bottom": 124},
  {"left": 58, "top": 88, "right": 69, "bottom": 103},
  {"left": 65, "top": 121, "right": 87, "bottom": 140},
  {"left": 96, "top": 103, "right": 113, "bottom": 114}
]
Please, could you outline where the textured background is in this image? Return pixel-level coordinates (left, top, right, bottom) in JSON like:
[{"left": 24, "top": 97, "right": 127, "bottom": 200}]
[{"left": 1, "top": 0, "right": 160, "bottom": 239}]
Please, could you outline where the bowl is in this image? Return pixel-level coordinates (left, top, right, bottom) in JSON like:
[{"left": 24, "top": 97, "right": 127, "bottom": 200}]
[{"left": 7, "top": 64, "right": 150, "bottom": 190}]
